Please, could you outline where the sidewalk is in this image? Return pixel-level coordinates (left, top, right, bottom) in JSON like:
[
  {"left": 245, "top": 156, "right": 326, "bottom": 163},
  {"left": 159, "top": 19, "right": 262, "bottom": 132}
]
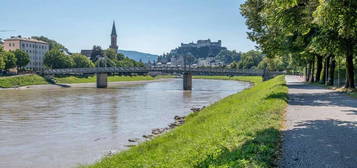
[{"left": 280, "top": 76, "right": 357, "bottom": 168}]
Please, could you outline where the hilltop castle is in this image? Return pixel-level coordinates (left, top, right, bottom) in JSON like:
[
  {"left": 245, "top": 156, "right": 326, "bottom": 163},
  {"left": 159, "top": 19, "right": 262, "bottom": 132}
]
[
  {"left": 157, "top": 39, "right": 227, "bottom": 66},
  {"left": 180, "top": 39, "right": 222, "bottom": 48}
]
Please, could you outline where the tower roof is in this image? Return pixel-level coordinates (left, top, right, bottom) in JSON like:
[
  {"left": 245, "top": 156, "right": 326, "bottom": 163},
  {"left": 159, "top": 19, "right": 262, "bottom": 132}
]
[{"left": 111, "top": 21, "right": 117, "bottom": 36}]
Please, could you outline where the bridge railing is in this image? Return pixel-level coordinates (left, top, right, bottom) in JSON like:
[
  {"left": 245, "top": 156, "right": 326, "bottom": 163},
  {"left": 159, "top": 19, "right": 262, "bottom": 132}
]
[{"left": 41, "top": 67, "right": 279, "bottom": 76}]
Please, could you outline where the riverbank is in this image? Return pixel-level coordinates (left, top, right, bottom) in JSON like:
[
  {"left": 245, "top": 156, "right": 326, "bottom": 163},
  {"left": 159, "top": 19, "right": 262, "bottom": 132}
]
[
  {"left": 83, "top": 75, "right": 287, "bottom": 168},
  {"left": 0, "top": 74, "right": 48, "bottom": 88},
  {"left": 193, "top": 75, "right": 263, "bottom": 84},
  {"left": 55, "top": 75, "right": 157, "bottom": 84},
  {"left": 0, "top": 74, "right": 174, "bottom": 89}
]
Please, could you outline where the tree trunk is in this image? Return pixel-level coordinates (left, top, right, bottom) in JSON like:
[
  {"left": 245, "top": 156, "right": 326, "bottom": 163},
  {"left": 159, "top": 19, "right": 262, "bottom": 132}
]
[
  {"left": 305, "top": 66, "right": 309, "bottom": 82},
  {"left": 315, "top": 55, "right": 323, "bottom": 83},
  {"left": 322, "top": 55, "right": 330, "bottom": 85},
  {"left": 345, "top": 39, "right": 355, "bottom": 88},
  {"left": 306, "top": 61, "right": 312, "bottom": 82},
  {"left": 328, "top": 55, "right": 336, "bottom": 86},
  {"left": 309, "top": 56, "right": 315, "bottom": 83}
]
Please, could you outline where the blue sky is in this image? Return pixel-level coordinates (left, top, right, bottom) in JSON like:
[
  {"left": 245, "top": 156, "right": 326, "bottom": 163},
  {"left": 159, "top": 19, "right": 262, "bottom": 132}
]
[{"left": 0, "top": 0, "right": 255, "bottom": 55}]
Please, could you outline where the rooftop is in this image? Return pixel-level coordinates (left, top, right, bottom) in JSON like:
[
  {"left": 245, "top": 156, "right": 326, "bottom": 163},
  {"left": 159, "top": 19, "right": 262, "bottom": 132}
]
[{"left": 4, "top": 36, "right": 48, "bottom": 44}]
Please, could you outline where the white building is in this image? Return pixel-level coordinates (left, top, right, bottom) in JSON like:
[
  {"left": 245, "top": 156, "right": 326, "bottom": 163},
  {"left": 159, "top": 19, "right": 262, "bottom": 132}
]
[{"left": 3, "top": 36, "right": 49, "bottom": 71}]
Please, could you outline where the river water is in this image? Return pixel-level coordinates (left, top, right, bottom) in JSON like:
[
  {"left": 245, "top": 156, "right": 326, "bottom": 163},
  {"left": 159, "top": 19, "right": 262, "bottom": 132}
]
[{"left": 0, "top": 79, "right": 250, "bottom": 168}]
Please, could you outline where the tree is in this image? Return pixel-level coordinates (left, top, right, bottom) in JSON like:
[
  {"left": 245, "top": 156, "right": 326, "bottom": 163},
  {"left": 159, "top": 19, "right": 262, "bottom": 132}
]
[
  {"left": 238, "top": 50, "right": 263, "bottom": 69},
  {"left": 95, "top": 56, "right": 116, "bottom": 67},
  {"left": 4, "top": 52, "right": 17, "bottom": 70},
  {"left": 72, "top": 54, "right": 95, "bottom": 68},
  {"left": 44, "top": 49, "right": 74, "bottom": 69},
  {"left": 313, "top": 0, "right": 357, "bottom": 88},
  {"left": 216, "top": 49, "right": 241, "bottom": 64},
  {"left": 104, "top": 48, "right": 118, "bottom": 60},
  {"left": 0, "top": 47, "right": 6, "bottom": 70},
  {"left": 12, "top": 49, "right": 29, "bottom": 70},
  {"left": 32, "top": 36, "right": 68, "bottom": 51},
  {"left": 90, "top": 46, "right": 104, "bottom": 62},
  {"left": 229, "top": 61, "right": 239, "bottom": 69}
]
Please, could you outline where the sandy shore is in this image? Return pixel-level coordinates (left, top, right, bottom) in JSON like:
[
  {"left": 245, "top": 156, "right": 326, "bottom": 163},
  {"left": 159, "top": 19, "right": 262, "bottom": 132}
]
[{"left": 0, "top": 78, "right": 172, "bottom": 91}]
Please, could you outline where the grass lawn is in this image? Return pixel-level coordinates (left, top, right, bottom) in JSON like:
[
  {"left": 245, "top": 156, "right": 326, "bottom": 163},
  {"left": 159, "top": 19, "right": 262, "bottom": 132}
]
[
  {"left": 0, "top": 74, "right": 48, "bottom": 88},
  {"left": 82, "top": 75, "right": 287, "bottom": 168},
  {"left": 193, "top": 76, "right": 263, "bottom": 85}
]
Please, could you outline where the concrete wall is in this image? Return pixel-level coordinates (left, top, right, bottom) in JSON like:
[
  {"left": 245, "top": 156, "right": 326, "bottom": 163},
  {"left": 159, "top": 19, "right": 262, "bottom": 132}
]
[{"left": 96, "top": 73, "right": 108, "bottom": 88}]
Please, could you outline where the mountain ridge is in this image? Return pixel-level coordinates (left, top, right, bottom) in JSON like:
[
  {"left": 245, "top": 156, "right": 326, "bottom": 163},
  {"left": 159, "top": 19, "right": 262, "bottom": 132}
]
[{"left": 118, "top": 50, "right": 158, "bottom": 63}]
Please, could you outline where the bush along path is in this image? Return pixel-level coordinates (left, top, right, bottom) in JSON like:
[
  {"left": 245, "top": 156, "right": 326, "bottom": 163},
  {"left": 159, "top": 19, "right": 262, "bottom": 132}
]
[{"left": 82, "top": 75, "right": 288, "bottom": 168}]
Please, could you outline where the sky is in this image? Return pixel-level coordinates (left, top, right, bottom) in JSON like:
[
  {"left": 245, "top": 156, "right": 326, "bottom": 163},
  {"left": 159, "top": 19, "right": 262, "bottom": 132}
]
[{"left": 0, "top": 0, "right": 256, "bottom": 55}]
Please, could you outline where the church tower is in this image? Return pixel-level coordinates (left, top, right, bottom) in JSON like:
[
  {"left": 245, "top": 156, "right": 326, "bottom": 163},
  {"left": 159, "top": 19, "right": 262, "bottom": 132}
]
[{"left": 110, "top": 21, "right": 118, "bottom": 53}]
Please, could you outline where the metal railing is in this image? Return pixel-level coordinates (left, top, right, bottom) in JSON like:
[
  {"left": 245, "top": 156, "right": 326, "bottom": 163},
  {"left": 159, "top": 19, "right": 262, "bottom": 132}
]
[{"left": 40, "top": 67, "right": 283, "bottom": 76}]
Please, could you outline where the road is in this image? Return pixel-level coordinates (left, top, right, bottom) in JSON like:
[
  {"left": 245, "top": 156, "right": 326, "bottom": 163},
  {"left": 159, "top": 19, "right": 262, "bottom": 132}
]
[{"left": 280, "top": 76, "right": 357, "bottom": 168}]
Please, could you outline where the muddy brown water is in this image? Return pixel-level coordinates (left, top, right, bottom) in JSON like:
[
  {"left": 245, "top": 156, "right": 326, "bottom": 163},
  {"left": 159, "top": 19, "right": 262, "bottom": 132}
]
[{"left": 0, "top": 79, "right": 250, "bottom": 168}]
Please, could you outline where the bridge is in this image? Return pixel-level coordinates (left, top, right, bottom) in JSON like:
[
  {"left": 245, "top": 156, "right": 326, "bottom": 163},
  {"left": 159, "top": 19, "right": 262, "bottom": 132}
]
[{"left": 41, "top": 67, "right": 283, "bottom": 89}]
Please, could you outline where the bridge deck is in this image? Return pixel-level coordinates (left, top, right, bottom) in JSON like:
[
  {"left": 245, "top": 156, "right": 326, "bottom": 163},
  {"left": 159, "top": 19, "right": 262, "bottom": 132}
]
[{"left": 41, "top": 67, "right": 273, "bottom": 76}]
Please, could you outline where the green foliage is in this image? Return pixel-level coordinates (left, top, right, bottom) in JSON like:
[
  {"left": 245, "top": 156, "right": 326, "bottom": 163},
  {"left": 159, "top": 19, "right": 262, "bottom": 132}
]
[
  {"left": 216, "top": 49, "right": 241, "bottom": 64},
  {"left": 0, "top": 74, "right": 48, "bottom": 88},
  {"left": 229, "top": 61, "right": 239, "bottom": 69},
  {"left": 12, "top": 49, "right": 30, "bottom": 68},
  {"left": 241, "top": 0, "right": 357, "bottom": 87},
  {"left": 72, "top": 54, "right": 94, "bottom": 68},
  {"left": 44, "top": 49, "right": 74, "bottom": 69},
  {"left": 238, "top": 50, "right": 264, "bottom": 69},
  {"left": 95, "top": 56, "right": 116, "bottom": 67},
  {"left": 90, "top": 46, "right": 103, "bottom": 62},
  {"left": 104, "top": 48, "right": 119, "bottom": 60},
  {"left": 32, "top": 36, "right": 69, "bottom": 51},
  {"left": 83, "top": 76, "right": 287, "bottom": 168},
  {"left": 258, "top": 56, "right": 290, "bottom": 71},
  {"left": 4, "top": 51, "right": 17, "bottom": 69},
  {"left": 0, "top": 47, "right": 6, "bottom": 70}
]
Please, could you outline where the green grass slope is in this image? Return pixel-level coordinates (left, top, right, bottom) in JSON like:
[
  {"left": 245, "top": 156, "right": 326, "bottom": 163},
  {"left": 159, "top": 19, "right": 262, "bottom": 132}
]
[
  {"left": 83, "top": 75, "right": 287, "bottom": 168},
  {"left": 0, "top": 74, "right": 48, "bottom": 88}
]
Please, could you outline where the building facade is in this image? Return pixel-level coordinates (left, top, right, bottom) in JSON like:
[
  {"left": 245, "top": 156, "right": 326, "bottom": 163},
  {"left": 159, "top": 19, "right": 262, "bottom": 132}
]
[{"left": 3, "top": 36, "right": 49, "bottom": 71}]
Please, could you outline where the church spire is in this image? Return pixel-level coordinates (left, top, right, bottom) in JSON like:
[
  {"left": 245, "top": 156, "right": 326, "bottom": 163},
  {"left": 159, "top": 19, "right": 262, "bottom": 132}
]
[
  {"left": 111, "top": 21, "right": 117, "bottom": 36},
  {"left": 110, "top": 21, "right": 118, "bottom": 52}
]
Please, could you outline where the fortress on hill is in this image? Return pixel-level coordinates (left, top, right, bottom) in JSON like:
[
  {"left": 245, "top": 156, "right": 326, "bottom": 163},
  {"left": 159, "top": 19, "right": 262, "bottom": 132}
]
[{"left": 180, "top": 39, "right": 222, "bottom": 48}]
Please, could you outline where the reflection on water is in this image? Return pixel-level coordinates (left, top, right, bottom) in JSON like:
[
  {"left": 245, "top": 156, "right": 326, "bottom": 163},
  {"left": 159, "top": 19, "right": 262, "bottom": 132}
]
[{"left": 0, "top": 79, "right": 249, "bottom": 168}]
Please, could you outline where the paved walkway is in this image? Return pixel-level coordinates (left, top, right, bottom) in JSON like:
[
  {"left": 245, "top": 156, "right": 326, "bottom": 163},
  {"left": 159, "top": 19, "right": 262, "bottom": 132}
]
[{"left": 280, "top": 76, "right": 357, "bottom": 168}]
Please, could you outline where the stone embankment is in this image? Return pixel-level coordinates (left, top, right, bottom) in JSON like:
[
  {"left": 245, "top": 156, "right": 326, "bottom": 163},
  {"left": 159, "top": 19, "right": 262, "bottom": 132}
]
[{"left": 127, "top": 106, "right": 206, "bottom": 143}]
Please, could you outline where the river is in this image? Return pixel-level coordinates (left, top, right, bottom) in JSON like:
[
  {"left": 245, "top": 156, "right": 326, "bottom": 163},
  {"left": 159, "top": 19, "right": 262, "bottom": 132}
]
[{"left": 0, "top": 79, "right": 250, "bottom": 168}]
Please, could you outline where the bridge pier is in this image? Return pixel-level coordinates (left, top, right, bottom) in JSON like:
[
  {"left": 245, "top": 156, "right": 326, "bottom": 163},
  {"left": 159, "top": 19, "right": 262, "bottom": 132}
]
[
  {"left": 96, "top": 73, "right": 108, "bottom": 88},
  {"left": 183, "top": 72, "right": 192, "bottom": 90}
]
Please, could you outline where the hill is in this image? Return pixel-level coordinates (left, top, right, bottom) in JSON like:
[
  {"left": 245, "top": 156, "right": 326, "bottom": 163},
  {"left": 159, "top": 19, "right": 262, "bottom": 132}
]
[{"left": 119, "top": 50, "right": 158, "bottom": 63}]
